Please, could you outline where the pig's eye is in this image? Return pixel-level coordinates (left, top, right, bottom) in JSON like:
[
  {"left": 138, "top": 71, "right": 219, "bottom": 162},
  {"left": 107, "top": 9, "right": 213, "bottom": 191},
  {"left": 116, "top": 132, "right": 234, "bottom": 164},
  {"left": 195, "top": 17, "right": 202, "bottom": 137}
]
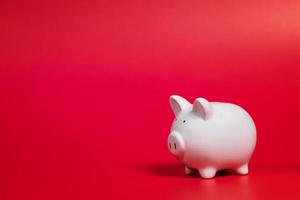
[{"left": 183, "top": 120, "right": 186, "bottom": 123}]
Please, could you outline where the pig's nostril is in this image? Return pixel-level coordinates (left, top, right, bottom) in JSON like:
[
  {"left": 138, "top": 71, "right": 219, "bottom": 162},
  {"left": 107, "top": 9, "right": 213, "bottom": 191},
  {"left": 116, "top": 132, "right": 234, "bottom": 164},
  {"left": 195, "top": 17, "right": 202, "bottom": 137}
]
[
  {"left": 169, "top": 143, "right": 171, "bottom": 149},
  {"left": 174, "top": 143, "right": 177, "bottom": 149}
]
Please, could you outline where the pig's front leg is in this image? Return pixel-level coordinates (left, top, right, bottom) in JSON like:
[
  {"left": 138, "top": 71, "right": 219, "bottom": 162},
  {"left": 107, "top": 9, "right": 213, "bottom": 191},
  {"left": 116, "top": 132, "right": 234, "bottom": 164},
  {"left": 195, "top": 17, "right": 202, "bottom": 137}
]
[
  {"left": 184, "top": 166, "right": 196, "bottom": 175},
  {"left": 198, "top": 167, "right": 217, "bottom": 179}
]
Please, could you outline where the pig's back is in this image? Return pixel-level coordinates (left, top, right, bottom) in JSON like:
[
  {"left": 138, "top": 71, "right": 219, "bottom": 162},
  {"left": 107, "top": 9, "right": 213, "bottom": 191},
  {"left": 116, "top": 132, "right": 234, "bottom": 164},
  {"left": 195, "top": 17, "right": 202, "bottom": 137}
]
[{"left": 206, "top": 102, "right": 256, "bottom": 167}]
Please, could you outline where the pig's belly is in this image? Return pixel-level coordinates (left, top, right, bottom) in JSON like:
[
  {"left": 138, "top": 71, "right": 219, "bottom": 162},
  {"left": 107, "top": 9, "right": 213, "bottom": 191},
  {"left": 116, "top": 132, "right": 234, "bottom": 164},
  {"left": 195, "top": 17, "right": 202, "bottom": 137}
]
[
  {"left": 182, "top": 103, "right": 256, "bottom": 170},
  {"left": 182, "top": 143, "right": 254, "bottom": 170}
]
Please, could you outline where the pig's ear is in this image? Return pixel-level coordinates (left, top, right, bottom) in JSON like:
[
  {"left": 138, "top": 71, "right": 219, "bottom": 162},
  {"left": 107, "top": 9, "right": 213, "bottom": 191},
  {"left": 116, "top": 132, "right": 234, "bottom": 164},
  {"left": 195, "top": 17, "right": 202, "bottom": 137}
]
[
  {"left": 169, "top": 95, "right": 191, "bottom": 116},
  {"left": 192, "top": 98, "right": 212, "bottom": 120}
]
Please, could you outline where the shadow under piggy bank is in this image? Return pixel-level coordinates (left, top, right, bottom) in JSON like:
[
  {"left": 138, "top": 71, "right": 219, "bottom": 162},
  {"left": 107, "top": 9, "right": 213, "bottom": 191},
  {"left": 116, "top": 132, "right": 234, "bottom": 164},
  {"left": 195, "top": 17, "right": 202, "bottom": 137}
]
[
  {"left": 136, "top": 162, "right": 300, "bottom": 178},
  {"left": 136, "top": 163, "right": 240, "bottom": 178}
]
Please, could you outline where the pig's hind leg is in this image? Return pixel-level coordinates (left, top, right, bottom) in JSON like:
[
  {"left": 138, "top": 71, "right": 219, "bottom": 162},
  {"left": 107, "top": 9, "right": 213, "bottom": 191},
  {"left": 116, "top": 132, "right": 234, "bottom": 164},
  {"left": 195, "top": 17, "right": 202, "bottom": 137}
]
[{"left": 236, "top": 164, "right": 248, "bottom": 175}]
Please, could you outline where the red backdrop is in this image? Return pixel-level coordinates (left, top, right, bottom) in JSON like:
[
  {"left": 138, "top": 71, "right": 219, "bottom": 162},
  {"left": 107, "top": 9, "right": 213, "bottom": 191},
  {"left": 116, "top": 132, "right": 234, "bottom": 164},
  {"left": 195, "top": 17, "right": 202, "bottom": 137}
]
[{"left": 1, "top": 0, "right": 300, "bottom": 199}]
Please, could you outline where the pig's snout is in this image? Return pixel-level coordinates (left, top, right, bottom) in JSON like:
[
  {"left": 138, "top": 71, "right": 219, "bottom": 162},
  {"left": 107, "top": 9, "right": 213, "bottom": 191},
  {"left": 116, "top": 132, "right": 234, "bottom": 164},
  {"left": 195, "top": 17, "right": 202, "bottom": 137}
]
[{"left": 168, "top": 131, "right": 185, "bottom": 159}]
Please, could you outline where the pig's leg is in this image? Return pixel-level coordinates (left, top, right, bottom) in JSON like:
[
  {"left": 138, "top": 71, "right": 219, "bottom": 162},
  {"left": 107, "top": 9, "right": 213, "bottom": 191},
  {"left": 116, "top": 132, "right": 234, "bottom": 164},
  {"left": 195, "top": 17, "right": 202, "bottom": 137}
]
[
  {"left": 185, "top": 166, "right": 195, "bottom": 175},
  {"left": 198, "top": 167, "right": 217, "bottom": 179},
  {"left": 236, "top": 164, "right": 248, "bottom": 175}
]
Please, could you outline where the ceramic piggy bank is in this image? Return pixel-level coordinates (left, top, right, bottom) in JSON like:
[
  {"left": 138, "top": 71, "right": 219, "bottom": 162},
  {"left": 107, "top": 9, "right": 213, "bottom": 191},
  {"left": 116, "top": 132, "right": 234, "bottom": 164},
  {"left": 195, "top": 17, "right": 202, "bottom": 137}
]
[{"left": 167, "top": 95, "right": 256, "bottom": 179}]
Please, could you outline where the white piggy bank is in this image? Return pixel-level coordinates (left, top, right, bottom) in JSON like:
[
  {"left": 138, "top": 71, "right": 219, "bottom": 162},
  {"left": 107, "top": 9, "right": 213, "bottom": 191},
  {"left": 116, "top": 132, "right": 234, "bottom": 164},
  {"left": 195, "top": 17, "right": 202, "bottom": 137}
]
[{"left": 167, "top": 95, "right": 256, "bottom": 179}]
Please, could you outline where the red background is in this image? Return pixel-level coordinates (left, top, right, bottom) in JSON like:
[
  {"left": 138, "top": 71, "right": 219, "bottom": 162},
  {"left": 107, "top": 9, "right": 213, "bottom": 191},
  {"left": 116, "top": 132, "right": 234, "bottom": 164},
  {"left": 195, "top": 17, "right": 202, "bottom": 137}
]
[{"left": 1, "top": 0, "right": 300, "bottom": 199}]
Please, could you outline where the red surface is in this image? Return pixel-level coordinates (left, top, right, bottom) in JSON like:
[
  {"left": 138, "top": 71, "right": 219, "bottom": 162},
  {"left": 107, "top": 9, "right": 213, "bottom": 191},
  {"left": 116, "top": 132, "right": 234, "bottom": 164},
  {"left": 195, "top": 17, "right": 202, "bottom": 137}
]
[{"left": 1, "top": 0, "right": 300, "bottom": 199}]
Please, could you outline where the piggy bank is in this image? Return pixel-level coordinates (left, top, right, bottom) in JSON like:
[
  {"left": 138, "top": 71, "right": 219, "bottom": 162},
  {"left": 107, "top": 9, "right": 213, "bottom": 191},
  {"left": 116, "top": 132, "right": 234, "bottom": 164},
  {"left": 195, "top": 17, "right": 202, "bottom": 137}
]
[{"left": 167, "top": 95, "right": 256, "bottom": 178}]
